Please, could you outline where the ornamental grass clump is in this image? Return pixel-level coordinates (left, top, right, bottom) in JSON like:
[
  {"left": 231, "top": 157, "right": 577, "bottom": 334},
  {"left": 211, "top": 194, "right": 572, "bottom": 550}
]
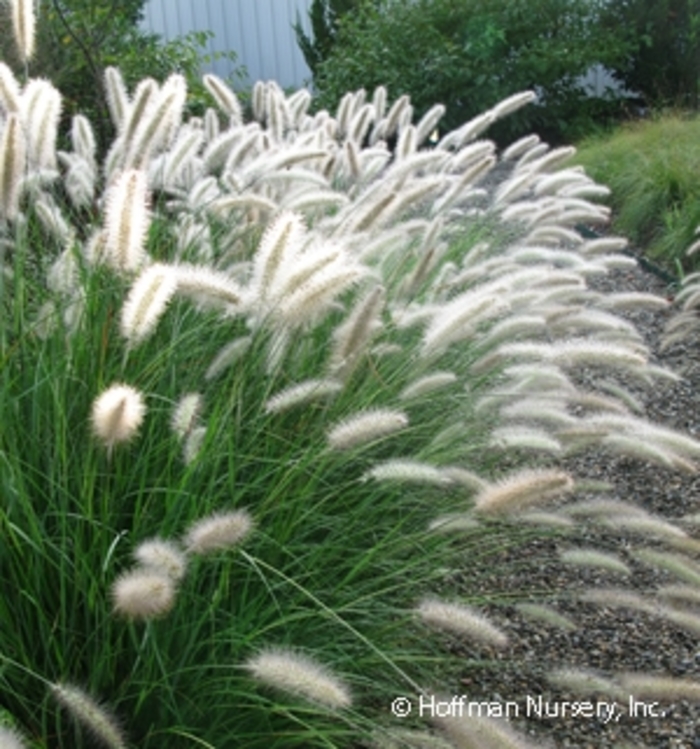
[{"left": 3, "top": 36, "right": 700, "bottom": 749}]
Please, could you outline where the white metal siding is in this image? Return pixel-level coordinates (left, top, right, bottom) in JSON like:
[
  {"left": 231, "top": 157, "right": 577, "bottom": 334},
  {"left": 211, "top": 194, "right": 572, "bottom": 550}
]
[{"left": 142, "top": 0, "right": 313, "bottom": 89}]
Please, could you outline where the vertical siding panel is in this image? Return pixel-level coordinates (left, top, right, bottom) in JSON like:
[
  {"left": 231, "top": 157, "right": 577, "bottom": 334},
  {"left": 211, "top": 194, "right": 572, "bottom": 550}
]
[
  {"left": 141, "top": 0, "right": 313, "bottom": 89},
  {"left": 219, "top": 0, "right": 233, "bottom": 81},
  {"left": 235, "top": 0, "right": 250, "bottom": 82}
]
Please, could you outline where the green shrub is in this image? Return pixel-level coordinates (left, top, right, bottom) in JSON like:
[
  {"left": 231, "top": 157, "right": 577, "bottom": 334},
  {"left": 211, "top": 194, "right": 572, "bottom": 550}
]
[
  {"left": 599, "top": 0, "right": 700, "bottom": 110},
  {"left": 312, "top": 0, "right": 634, "bottom": 145},
  {"left": 294, "top": 0, "right": 371, "bottom": 79}
]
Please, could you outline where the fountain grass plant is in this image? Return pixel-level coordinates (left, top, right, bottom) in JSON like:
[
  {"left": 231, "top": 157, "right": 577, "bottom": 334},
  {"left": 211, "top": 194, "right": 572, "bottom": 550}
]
[
  {"left": 2, "top": 13, "right": 700, "bottom": 747},
  {"left": 574, "top": 113, "right": 700, "bottom": 273}
]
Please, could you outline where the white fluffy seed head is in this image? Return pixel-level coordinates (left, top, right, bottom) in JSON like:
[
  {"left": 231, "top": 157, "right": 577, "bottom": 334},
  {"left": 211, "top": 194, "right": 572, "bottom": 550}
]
[
  {"left": 172, "top": 264, "right": 243, "bottom": 310},
  {"left": 112, "top": 569, "right": 176, "bottom": 620},
  {"left": 133, "top": 539, "right": 187, "bottom": 581},
  {"left": 51, "top": 682, "right": 127, "bottom": 749},
  {"left": 327, "top": 409, "right": 408, "bottom": 450},
  {"left": 362, "top": 460, "right": 453, "bottom": 486},
  {"left": 0, "top": 726, "right": 28, "bottom": 749},
  {"left": 417, "top": 598, "right": 508, "bottom": 648},
  {"left": 617, "top": 673, "right": 700, "bottom": 703},
  {"left": 21, "top": 79, "right": 62, "bottom": 172},
  {"left": 0, "top": 113, "right": 26, "bottom": 222},
  {"left": 245, "top": 648, "right": 352, "bottom": 709},
  {"left": 123, "top": 74, "right": 187, "bottom": 170},
  {"left": 104, "top": 169, "right": 151, "bottom": 273},
  {"left": 0, "top": 62, "right": 21, "bottom": 113},
  {"left": 474, "top": 468, "right": 575, "bottom": 515},
  {"left": 559, "top": 548, "right": 630, "bottom": 575},
  {"left": 490, "top": 426, "right": 562, "bottom": 454},
  {"left": 91, "top": 384, "right": 146, "bottom": 453},
  {"left": 11, "top": 0, "right": 35, "bottom": 62},
  {"left": 264, "top": 379, "right": 342, "bottom": 414},
  {"left": 329, "top": 285, "right": 385, "bottom": 380},
  {"left": 120, "top": 263, "right": 178, "bottom": 345},
  {"left": 251, "top": 211, "right": 306, "bottom": 301},
  {"left": 184, "top": 509, "right": 254, "bottom": 554},
  {"left": 399, "top": 372, "right": 457, "bottom": 400},
  {"left": 171, "top": 393, "right": 202, "bottom": 439},
  {"left": 183, "top": 425, "right": 207, "bottom": 465},
  {"left": 203, "top": 73, "right": 242, "bottom": 122},
  {"left": 514, "top": 603, "right": 576, "bottom": 631},
  {"left": 204, "top": 337, "right": 252, "bottom": 381},
  {"left": 104, "top": 67, "right": 129, "bottom": 130},
  {"left": 547, "top": 668, "right": 622, "bottom": 698}
]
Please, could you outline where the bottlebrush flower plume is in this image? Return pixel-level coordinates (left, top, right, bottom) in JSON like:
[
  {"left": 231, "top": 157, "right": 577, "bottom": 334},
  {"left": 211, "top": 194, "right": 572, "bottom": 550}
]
[
  {"left": 515, "top": 603, "right": 576, "bottom": 631},
  {"left": 559, "top": 548, "right": 630, "bottom": 575},
  {"left": 363, "top": 459, "right": 453, "bottom": 486},
  {"left": 0, "top": 726, "right": 28, "bottom": 749},
  {"left": 184, "top": 509, "right": 254, "bottom": 554},
  {"left": 91, "top": 384, "right": 146, "bottom": 453},
  {"left": 264, "top": 378, "right": 342, "bottom": 414},
  {"left": 112, "top": 569, "right": 176, "bottom": 619},
  {"left": 104, "top": 67, "right": 129, "bottom": 130},
  {"left": 11, "top": 0, "right": 35, "bottom": 62},
  {"left": 183, "top": 425, "right": 206, "bottom": 465},
  {"left": 204, "top": 337, "right": 251, "bottom": 381},
  {"left": 134, "top": 538, "right": 187, "bottom": 581},
  {"left": 21, "top": 79, "right": 62, "bottom": 172},
  {"left": 245, "top": 647, "right": 352, "bottom": 709},
  {"left": 50, "top": 682, "right": 127, "bottom": 749},
  {"left": 122, "top": 74, "right": 187, "bottom": 170},
  {"left": 474, "top": 468, "right": 575, "bottom": 515},
  {"left": 327, "top": 409, "right": 408, "bottom": 450},
  {"left": 172, "top": 264, "right": 244, "bottom": 311},
  {"left": 0, "top": 62, "right": 21, "bottom": 113},
  {"left": 400, "top": 372, "right": 458, "bottom": 400},
  {"left": 416, "top": 598, "right": 508, "bottom": 648},
  {"left": 120, "top": 263, "right": 178, "bottom": 345},
  {"left": 328, "top": 285, "right": 385, "bottom": 379},
  {"left": 203, "top": 73, "right": 242, "bottom": 122},
  {"left": 251, "top": 211, "right": 306, "bottom": 302},
  {"left": 617, "top": 673, "right": 700, "bottom": 703},
  {"left": 547, "top": 668, "right": 622, "bottom": 698},
  {"left": 104, "top": 169, "right": 151, "bottom": 273},
  {"left": 171, "top": 393, "right": 202, "bottom": 439},
  {"left": 0, "top": 113, "right": 26, "bottom": 221}
]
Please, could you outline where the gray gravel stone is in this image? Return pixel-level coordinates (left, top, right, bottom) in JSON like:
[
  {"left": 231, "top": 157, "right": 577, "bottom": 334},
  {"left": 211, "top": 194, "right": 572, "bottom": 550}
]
[{"left": 447, "top": 253, "right": 700, "bottom": 748}]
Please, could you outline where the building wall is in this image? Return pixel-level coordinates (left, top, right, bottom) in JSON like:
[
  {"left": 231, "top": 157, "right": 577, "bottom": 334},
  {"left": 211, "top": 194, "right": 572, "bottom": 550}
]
[{"left": 142, "top": 0, "right": 313, "bottom": 90}]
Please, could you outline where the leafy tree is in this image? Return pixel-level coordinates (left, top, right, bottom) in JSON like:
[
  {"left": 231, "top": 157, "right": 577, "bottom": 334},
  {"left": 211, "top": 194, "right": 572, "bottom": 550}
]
[
  {"left": 312, "top": 0, "right": 636, "bottom": 144},
  {"left": 600, "top": 0, "right": 700, "bottom": 109},
  {"left": 294, "top": 0, "right": 372, "bottom": 78}
]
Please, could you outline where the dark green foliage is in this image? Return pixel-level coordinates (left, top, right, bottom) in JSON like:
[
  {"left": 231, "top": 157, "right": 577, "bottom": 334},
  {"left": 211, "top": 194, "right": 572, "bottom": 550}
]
[
  {"left": 600, "top": 0, "right": 700, "bottom": 109},
  {"left": 311, "top": 0, "right": 636, "bottom": 144},
  {"left": 294, "top": 0, "right": 372, "bottom": 78}
]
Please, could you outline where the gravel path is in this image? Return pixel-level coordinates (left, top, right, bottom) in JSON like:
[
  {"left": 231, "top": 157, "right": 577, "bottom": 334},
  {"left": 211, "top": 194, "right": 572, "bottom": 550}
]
[{"left": 448, "top": 253, "right": 700, "bottom": 748}]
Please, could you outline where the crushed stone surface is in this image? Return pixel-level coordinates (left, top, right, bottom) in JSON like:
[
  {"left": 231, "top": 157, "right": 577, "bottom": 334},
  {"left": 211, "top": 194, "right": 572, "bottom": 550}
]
[{"left": 440, "top": 254, "right": 700, "bottom": 749}]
